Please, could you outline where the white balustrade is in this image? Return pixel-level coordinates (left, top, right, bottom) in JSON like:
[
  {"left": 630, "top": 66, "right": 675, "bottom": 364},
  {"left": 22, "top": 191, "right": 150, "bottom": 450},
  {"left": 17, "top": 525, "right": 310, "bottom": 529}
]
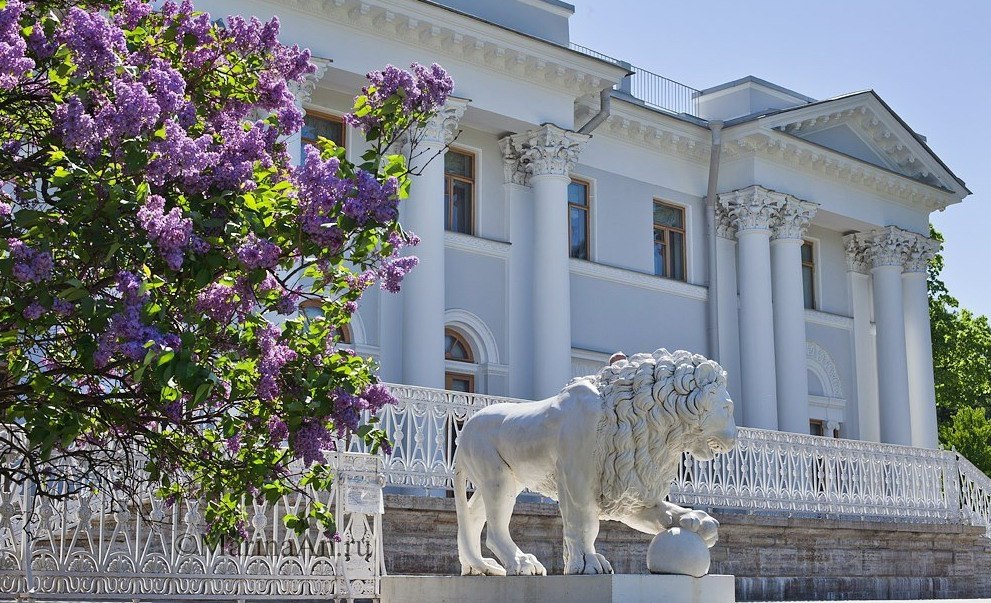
[
  {"left": 0, "top": 452, "right": 383, "bottom": 600},
  {"left": 354, "top": 384, "right": 991, "bottom": 536}
]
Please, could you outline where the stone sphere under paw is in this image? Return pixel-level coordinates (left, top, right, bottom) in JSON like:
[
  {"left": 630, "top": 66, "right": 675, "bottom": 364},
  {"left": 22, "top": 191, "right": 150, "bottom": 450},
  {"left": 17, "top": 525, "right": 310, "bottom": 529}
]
[{"left": 646, "top": 527, "right": 711, "bottom": 578}]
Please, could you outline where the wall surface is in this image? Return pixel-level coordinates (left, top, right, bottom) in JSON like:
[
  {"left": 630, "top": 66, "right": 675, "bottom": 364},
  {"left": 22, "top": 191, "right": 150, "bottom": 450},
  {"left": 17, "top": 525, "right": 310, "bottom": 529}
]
[{"left": 383, "top": 495, "right": 991, "bottom": 601}]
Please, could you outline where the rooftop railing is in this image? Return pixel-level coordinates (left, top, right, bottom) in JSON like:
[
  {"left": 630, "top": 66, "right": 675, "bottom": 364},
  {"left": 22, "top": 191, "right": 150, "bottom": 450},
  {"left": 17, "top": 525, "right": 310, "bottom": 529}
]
[{"left": 569, "top": 42, "right": 702, "bottom": 118}]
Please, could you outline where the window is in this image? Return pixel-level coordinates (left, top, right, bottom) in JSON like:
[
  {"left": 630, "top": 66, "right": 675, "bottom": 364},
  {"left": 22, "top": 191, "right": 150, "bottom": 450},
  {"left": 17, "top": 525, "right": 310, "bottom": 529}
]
[
  {"left": 802, "top": 240, "right": 816, "bottom": 310},
  {"left": 301, "top": 112, "right": 345, "bottom": 149},
  {"left": 568, "top": 179, "right": 590, "bottom": 260},
  {"left": 653, "top": 201, "right": 686, "bottom": 281},
  {"left": 444, "top": 149, "right": 474, "bottom": 234},
  {"left": 300, "top": 300, "right": 351, "bottom": 344},
  {"left": 810, "top": 419, "right": 839, "bottom": 438},
  {"left": 444, "top": 329, "right": 475, "bottom": 492}
]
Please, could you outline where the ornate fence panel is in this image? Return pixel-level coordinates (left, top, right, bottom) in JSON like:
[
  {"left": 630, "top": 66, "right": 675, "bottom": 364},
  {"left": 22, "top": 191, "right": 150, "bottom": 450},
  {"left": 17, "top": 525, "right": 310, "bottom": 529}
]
[
  {"left": 364, "top": 384, "right": 990, "bottom": 536},
  {"left": 0, "top": 452, "right": 383, "bottom": 601}
]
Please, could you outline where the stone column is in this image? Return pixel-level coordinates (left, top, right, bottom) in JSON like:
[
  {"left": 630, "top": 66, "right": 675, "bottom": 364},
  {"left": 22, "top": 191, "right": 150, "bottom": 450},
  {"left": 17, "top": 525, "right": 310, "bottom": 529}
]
[
  {"left": 714, "top": 209, "right": 743, "bottom": 425},
  {"left": 499, "top": 136, "right": 535, "bottom": 399},
  {"left": 718, "top": 186, "right": 780, "bottom": 430},
  {"left": 844, "top": 235, "right": 880, "bottom": 442},
  {"left": 503, "top": 125, "right": 590, "bottom": 399},
  {"left": 856, "top": 227, "right": 913, "bottom": 446},
  {"left": 399, "top": 100, "right": 467, "bottom": 388},
  {"left": 903, "top": 235, "right": 940, "bottom": 449},
  {"left": 770, "top": 197, "right": 817, "bottom": 434}
]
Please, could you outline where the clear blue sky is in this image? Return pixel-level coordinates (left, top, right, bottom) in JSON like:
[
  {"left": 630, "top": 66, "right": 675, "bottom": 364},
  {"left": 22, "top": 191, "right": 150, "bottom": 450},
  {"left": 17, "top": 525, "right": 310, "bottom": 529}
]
[{"left": 570, "top": 0, "right": 991, "bottom": 317}]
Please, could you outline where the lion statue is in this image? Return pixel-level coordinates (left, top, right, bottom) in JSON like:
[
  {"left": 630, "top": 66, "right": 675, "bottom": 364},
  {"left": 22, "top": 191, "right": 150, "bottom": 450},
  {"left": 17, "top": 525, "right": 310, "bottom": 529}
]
[{"left": 453, "top": 348, "right": 736, "bottom": 576}]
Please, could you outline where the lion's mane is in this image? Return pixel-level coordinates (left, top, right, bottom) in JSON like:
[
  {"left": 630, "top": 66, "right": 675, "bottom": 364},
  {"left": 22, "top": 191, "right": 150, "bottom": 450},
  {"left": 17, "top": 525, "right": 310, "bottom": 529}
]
[{"left": 579, "top": 348, "right": 727, "bottom": 515}]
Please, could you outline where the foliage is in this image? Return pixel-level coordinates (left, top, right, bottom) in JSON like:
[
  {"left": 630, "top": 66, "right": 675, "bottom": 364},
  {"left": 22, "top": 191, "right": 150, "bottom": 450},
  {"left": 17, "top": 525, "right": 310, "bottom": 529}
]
[
  {"left": 939, "top": 405, "right": 991, "bottom": 476},
  {"left": 0, "top": 0, "right": 451, "bottom": 541},
  {"left": 929, "top": 226, "right": 991, "bottom": 475}
]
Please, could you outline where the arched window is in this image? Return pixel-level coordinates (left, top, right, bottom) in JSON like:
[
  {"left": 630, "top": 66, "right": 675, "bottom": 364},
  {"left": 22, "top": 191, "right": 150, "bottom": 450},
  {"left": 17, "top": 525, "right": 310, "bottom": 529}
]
[
  {"left": 300, "top": 300, "right": 351, "bottom": 345},
  {"left": 444, "top": 328, "right": 474, "bottom": 392}
]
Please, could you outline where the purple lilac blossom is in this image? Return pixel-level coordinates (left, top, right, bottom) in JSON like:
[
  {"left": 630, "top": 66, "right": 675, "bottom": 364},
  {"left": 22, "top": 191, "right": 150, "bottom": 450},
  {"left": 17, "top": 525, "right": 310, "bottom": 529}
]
[
  {"left": 22, "top": 303, "right": 43, "bottom": 321},
  {"left": 137, "top": 195, "right": 192, "bottom": 270},
  {"left": 378, "top": 255, "right": 419, "bottom": 293},
  {"left": 0, "top": 1, "right": 33, "bottom": 89},
  {"left": 195, "top": 282, "right": 237, "bottom": 323},
  {"left": 267, "top": 415, "right": 288, "bottom": 444},
  {"left": 236, "top": 234, "right": 281, "bottom": 269},
  {"left": 292, "top": 419, "right": 334, "bottom": 466},
  {"left": 256, "top": 322, "right": 297, "bottom": 401},
  {"left": 345, "top": 63, "right": 453, "bottom": 131},
  {"left": 8, "top": 238, "right": 53, "bottom": 283},
  {"left": 59, "top": 7, "right": 127, "bottom": 79}
]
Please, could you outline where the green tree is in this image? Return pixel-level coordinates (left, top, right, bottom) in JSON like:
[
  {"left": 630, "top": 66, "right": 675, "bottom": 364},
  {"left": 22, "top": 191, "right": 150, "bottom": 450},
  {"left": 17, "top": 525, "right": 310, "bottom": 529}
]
[{"left": 929, "top": 226, "right": 991, "bottom": 474}]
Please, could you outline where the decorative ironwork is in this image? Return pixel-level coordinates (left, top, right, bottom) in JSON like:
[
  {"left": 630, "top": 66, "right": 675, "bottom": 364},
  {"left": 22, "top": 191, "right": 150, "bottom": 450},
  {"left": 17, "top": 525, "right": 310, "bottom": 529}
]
[
  {"left": 358, "top": 384, "right": 991, "bottom": 536},
  {"left": 0, "top": 452, "right": 383, "bottom": 600}
]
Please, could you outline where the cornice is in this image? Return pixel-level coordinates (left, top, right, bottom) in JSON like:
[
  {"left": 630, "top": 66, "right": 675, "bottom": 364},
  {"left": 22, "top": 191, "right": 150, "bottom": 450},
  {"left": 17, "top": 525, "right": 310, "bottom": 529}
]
[
  {"left": 722, "top": 131, "right": 956, "bottom": 212},
  {"left": 269, "top": 0, "right": 624, "bottom": 98},
  {"left": 444, "top": 231, "right": 511, "bottom": 259},
  {"left": 575, "top": 100, "right": 710, "bottom": 164},
  {"left": 569, "top": 258, "right": 708, "bottom": 301},
  {"left": 805, "top": 309, "right": 854, "bottom": 331}
]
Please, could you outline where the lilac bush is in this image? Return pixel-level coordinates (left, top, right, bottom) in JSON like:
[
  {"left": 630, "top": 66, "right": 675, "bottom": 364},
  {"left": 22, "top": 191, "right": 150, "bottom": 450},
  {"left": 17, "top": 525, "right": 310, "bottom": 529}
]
[{"left": 0, "top": 0, "right": 451, "bottom": 541}]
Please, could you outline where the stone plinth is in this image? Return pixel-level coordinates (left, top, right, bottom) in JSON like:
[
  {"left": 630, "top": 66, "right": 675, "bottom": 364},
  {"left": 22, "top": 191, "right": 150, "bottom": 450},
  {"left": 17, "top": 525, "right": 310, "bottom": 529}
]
[{"left": 381, "top": 574, "right": 735, "bottom": 603}]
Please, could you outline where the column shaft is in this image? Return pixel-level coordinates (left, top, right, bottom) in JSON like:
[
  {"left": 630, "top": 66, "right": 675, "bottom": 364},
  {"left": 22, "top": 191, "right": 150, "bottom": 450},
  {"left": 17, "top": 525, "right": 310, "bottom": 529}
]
[
  {"left": 737, "top": 228, "right": 778, "bottom": 430},
  {"left": 771, "top": 238, "right": 811, "bottom": 433},
  {"left": 903, "top": 270, "right": 939, "bottom": 448},
  {"left": 716, "top": 235, "right": 743, "bottom": 425},
  {"left": 849, "top": 270, "right": 879, "bottom": 442},
  {"left": 401, "top": 142, "right": 447, "bottom": 388},
  {"left": 872, "top": 265, "right": 912, "bottom": 445}
]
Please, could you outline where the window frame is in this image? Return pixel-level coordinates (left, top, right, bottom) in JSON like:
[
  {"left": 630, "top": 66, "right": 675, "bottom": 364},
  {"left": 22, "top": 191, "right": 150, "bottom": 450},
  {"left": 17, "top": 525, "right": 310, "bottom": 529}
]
[
  {"left": 802, "top": 238, "right": 817, "bottom": 310},
  {"left": 444, "top": 147, "right": 476, "bottom": 235},
  {"left": 567, "top": 177, "right": 592, "bottom": 261},
  {"left": 300, "top": 109, "right": 346, "bottom": 151},
  {"left": 810, "top": 419, "right": 840, "bottom": 439},
  {"left": 652, "top": 199, "right": 687, "bottom": 282}
]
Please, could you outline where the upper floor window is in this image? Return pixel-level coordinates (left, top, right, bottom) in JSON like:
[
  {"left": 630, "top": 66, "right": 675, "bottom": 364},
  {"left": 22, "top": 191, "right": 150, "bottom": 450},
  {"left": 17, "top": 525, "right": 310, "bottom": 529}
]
[
  {"left": 568, "top": 179, "right": 590, "bottom": 260},
  {"left": 444, "top": 328, "right": 475, "bottom": 393},
  {"left": 810, "top": 419, "right": 839, "bottom": 438},
  {"left": 301, "top": 112, "right": 345, "bottom": 150},
  {"left": 444, "top": 149, "right": 474, "bottom": 234},
  {"left": 653, "top": 201, "right": 686, "bottom": 281},
  {"left": 301, "top": 300, "right": 351, "bottom": 344},
  {"left": 802, "top": 240, "right": 815, "bottom": 310}
]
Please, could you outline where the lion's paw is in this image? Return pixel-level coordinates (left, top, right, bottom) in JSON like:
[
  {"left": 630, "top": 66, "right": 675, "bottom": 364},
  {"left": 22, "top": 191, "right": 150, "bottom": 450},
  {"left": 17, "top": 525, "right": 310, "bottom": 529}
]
[
  {"left": 565, "top": 552, "right": 614, "bottom": 575},
  {"left": 678, "top": 510, "right": 719, "bottom": 547},
  {"left": 508, "top": 553, "right": 546, "bottom": 576},
  {"left": 461, "top": 557, "right": 507, "bottom": 576}
]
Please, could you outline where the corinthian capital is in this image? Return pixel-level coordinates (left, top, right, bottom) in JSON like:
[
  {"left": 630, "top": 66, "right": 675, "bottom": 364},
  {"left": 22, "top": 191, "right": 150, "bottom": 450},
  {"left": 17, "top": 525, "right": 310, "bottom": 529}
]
[
  {"left": 772, "top": 198, "right": 818, "bottom": 240},
  {"left": 499, "top": 124, "right": 589, "bottom": 185},
  {"left": 290, "top": 57, "right": 330, "bottom": 107},
  {"left": 843, "top": 233, "right": 871, "bottom": 274},
  {"left": 417, "top": 97, "right": 469, "bottom": 147},
  {"left": 717, "top": 185, "right": 785, "bottom": 233},
  {"left": 845, "top": 226, "right": 924, "bottom": 272},
  {"left": 903, "top": 234, "right": 940, "bottom": 273}
]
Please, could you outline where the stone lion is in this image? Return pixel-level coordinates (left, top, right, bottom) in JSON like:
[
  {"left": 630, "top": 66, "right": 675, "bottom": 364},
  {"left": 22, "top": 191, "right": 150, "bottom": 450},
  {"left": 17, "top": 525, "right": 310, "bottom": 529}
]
[{"left": 453, "top": 348, "right": 736, "bottom": 576}]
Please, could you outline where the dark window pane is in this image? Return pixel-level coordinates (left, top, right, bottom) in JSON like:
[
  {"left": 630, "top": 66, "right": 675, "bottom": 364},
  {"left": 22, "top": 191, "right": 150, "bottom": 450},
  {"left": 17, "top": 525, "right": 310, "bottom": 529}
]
[
  {"left": 568, "top": 181, "right": 588, "bottom": 206},
  {"left": 653, "top": 203, "right": 683, "bottom": 228},
  {"left": 569, "top": 207, "right": 588, "bottom": 259},
  {"left": 801, "top": 241, "right": 814, "bottom": 263},
  {"left": 445, "top": 151, "right": 472, "bottom": 178},
  {"left": 670, "top": 231, "right": 685, "bottom": 281},
  {"left": 450, "top": 180, "right": 472, "bottom": 234},
  {"left": 810, "top": 421, "right": 824, "bottom": 437},
  {"left": 803, "top": 265, "right": 815, "bottom": 309},
  {"left": 653, "top": 230, "right": 666, "bottom": 276},
  {"left": 449, "top": 376, "right": 472, "bottom": 392},
  {"left": 445, "top": 333, "right": 472, "bottom": 361},
  {"left": 301, "top": 114, "right": 344, "bottom": 147}
]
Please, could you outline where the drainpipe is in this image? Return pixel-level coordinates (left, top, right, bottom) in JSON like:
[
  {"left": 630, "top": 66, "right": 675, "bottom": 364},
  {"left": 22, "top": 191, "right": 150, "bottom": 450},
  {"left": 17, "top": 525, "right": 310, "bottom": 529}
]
[
  {"left": 578, "top": 88, "right": 612, "bottom": 134},
  {"left": 704, "top": 120, "right": 724, "bottom": 361}
]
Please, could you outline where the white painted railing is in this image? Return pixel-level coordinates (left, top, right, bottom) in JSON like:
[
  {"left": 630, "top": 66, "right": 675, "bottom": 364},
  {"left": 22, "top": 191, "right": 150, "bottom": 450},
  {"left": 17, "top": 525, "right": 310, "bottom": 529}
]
[
  {"left": 346, "top": 384, "right": 991, "bottom": 535},
  {"left": 0, "top": 452, "right": 383, "bottom": 601}
]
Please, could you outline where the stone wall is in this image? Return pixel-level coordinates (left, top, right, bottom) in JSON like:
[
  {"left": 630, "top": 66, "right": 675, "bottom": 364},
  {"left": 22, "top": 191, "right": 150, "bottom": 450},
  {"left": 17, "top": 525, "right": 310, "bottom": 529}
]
[{"left": 383, "top": 494, "right": 991, "bottom": 601}]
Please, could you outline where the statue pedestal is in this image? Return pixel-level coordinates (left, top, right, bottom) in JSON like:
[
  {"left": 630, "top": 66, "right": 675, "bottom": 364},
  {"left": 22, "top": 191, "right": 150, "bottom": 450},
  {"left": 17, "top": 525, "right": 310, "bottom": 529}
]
[{"left": 381, "top": 574, "right": 736, "bottom": 603}]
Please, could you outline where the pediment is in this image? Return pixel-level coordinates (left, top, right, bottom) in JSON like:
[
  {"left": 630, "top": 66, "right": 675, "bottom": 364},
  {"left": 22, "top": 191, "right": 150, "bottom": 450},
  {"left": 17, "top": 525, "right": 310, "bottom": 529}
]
[{"left": 763, "top": 94, "right": 965, "bottom": 194}]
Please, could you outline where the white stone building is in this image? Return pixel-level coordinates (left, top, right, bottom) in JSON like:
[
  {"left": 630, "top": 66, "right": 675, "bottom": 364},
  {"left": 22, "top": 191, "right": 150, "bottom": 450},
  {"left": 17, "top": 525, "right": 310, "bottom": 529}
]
[{"left": 199, "top": 0, "right": 969, "bottom": 448}]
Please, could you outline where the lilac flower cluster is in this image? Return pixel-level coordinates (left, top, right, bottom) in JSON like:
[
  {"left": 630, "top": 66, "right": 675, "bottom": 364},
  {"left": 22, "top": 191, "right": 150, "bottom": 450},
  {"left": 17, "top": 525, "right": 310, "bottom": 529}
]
[
  {"left": 378, "top": 255, "right": 419, "bottom": 293},
  {"left": 94, "top": 272, "right": 178, "bottom": 368},
  {"left": 267, "top": 415, "right": 288, "bottom": 444},
  {"left": 329, "top": 384, "right": 397, "bottom": 436},
  {"left": 137, "top": 195, "right": 192, "bottom": 270},
  {"left": 236, "top": 234, "right": 282, "bottom": 270},
  {"left": 256, "top": 322, "right": 297, "bottom": 401},
  {"left": 8, "top": 238, "right": 53, "bottom": 283},
  {"left": 345, "top": 63, "right": 453, "bottom": 132},
  {"left": 59, "top": 7, "right": 128, "bottom": 80},
  {"left": 345, "top": 170, "right": 400, "bottom": 225},
  {"left": 23, "top": 303, "right": 43, "bottom": 321},
  {"left": 293, "top": 148, "right": 348, "bottom": 250},
  {"left": 195, "top": 282, "right": 237, "bottom": 323},
  {"left": 292, "top": 419, "right": 334, "bottom": 466},
  {"left": 0, "top": 1, "right": 32, "bottom": 89}
]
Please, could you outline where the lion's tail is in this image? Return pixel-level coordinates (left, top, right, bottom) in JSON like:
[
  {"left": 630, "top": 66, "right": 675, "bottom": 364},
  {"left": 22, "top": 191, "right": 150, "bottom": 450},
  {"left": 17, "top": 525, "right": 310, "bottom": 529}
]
[{"left": 454, "top": 456, "right": 488, "bottom": 574}]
